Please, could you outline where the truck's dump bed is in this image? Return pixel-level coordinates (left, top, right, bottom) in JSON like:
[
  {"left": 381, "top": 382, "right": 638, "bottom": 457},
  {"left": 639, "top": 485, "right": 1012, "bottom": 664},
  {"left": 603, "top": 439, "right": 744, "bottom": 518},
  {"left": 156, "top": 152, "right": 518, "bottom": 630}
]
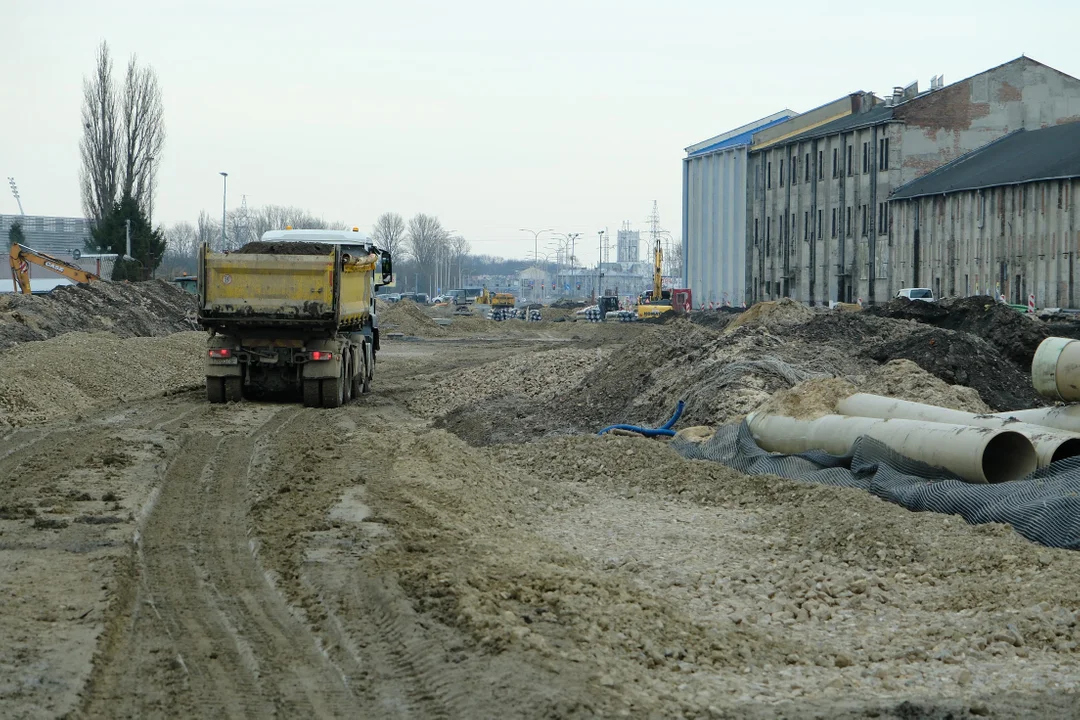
[{"left": 198, "top": 242, "right": 375, "bottom": 330}]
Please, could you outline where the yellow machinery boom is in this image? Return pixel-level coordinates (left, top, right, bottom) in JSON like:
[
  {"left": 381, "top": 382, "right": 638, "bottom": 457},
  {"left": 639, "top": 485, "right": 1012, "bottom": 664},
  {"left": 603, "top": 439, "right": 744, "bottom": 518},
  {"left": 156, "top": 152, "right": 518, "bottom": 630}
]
[{"left": 8, "top": 243, "right": 100, "bottom": 294}]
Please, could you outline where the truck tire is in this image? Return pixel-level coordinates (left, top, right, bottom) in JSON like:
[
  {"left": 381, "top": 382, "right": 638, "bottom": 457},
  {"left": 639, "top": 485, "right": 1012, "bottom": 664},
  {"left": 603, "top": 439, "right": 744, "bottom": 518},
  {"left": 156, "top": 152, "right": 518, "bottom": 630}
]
[
  {"left": 224, "top": 376, "right": 243, "bottom": 403},
  {"left": 321, "top": 367, "right": 344, "bottom": 408},
  {"left": 207, "top": 377, "right": 225, "bottom": 404},
  {"left": 303, "top": 379, "right": 321, "bottom": 407},
  {"left": 342, "top": 350, "right": 354, "bottom": 403},
  {"left": 362, "top": 354, "right": 372, "bottom": 393}
]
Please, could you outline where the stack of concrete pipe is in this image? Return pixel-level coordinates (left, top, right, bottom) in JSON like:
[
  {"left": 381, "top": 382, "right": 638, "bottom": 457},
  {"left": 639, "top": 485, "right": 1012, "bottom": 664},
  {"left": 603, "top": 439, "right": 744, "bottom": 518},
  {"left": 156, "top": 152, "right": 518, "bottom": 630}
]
[{"left": 745, "top": 336, "right": 1080, "bottom": 485}]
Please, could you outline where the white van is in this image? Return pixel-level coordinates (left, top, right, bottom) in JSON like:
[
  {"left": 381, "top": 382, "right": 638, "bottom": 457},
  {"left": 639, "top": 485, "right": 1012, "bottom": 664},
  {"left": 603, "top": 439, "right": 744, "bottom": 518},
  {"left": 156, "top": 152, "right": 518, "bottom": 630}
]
[{"left": 896, "top": 287, "right": 935, "bottom": 302}]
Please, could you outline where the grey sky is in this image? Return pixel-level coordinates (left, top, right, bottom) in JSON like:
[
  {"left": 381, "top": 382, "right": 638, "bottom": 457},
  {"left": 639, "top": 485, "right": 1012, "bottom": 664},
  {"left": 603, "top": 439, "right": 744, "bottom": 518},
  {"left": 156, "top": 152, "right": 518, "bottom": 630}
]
[{"left": 8, "top": 0, "right": 1080, "bottom": 263}]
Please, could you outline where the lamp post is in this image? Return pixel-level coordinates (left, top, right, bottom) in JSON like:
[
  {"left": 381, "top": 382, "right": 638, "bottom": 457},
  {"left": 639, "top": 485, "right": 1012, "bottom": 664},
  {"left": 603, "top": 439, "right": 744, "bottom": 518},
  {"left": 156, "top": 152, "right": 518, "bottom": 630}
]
[
  {"left": 219, "top": 172, "right": 228, "bottom": 250},
  {"left": 595, "top": 230, "right": 605, "bottom": 302},
  {"left": 519, "top": 228, "right": 552, "bottom": 274}
]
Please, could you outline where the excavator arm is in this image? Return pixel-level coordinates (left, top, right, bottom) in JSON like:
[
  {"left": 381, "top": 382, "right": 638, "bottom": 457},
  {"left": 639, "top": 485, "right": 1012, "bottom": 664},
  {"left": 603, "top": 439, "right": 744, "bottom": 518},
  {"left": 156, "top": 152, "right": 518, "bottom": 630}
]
[{"left": 9, "top": 243, "right": 100, "bottom": 294}]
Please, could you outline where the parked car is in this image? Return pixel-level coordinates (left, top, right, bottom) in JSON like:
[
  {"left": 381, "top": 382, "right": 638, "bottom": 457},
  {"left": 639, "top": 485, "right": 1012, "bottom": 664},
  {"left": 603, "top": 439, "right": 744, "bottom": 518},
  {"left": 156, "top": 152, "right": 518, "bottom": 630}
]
[{"left": 896, "top": 287, "right": 935, "bottom": 302}]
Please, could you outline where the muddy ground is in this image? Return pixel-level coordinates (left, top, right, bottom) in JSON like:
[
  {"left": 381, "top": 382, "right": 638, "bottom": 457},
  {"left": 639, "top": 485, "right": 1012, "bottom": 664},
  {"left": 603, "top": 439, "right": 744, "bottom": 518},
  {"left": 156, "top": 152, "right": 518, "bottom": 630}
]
[{"left": 3, "top": 302, "right": 1080, "bottom": 718}]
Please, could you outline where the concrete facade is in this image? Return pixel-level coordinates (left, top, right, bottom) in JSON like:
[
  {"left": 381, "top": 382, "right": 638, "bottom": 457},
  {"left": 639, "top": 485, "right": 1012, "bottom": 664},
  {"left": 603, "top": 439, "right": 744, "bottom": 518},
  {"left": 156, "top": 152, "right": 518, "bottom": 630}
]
[
  {"left": 746, "top": 57, "right": 1080, "bottom": 305},
  {"left": 682, "top": 111, "right": 794, "bottom": 308}
]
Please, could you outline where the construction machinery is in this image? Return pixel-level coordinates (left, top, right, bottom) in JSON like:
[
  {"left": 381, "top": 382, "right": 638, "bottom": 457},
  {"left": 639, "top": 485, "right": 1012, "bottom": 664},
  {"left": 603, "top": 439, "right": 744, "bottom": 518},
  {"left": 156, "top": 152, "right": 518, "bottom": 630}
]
[
  {"left": 635, "top": 234, "right": 692, "bottom": 319},
  {"left": 197, "top": 228, "right": 393, "bottom": 407},
  {"left": 8, "top": 243, "right": 101, "bottom": 294}
]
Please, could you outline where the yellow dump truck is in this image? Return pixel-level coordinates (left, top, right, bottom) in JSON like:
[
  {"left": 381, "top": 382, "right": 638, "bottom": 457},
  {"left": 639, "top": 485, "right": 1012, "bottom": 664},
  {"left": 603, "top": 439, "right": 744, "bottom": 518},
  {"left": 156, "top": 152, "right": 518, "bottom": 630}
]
[{"left": 197, "top": 229, "right": 393, "bottom": 407}]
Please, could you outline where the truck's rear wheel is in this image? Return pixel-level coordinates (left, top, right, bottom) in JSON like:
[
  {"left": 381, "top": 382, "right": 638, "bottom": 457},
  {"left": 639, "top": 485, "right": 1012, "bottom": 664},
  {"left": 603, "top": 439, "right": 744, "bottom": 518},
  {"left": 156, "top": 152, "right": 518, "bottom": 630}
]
[
  {"left": 303, "top": 379, "right": 321, "bottom": 407},
  {"left": 362, "top": 352, "right": 372, "bottom": 393},
  {"left": 321, "top": 366, "right": 344, "bottom": 408},
  {"left": 224, "top": 376, "right": 243, "bottom": 403},
  {"left": 342, "top": 350, "right": 354, "bottom": 403},
  {"left": 207, "top": 377, "right": 225, "bottom": 403}
]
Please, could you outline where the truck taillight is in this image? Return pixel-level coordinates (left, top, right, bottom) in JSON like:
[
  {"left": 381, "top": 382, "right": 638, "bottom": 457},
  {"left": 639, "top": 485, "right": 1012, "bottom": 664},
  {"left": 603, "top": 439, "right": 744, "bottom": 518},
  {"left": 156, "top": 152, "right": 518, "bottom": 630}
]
[
  {"left": 209, "top": 348, "right": 232, "bottom": 358},
  {"left": 310, "top": 351, "right": 333, "bottom": 361}
]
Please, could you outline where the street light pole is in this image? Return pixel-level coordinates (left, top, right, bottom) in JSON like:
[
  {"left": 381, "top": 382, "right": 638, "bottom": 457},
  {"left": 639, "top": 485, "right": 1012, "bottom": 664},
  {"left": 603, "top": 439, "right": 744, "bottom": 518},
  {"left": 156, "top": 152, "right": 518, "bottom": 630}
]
[
  {"left": 595, "top": 230, "right": 605, "bottom": 303},
  {"left": 219, "top": 171, "right": 228, "bottom": 250},
  {"left": 519, "top": 228, "right": 552, "bottom": 301},
  {"left": 8, "top": 178, "right": 24, "bottom": 215}
]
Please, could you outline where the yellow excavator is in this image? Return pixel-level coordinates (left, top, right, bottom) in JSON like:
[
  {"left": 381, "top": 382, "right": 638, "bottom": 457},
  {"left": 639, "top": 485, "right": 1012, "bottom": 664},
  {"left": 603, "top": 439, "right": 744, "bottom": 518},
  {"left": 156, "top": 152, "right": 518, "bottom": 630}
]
[
  {"left": 8, "top": 243, "right": 101, "bottom": 294},
  {"left": 636, "top": 235, "right": 692, "bottom": 319}
]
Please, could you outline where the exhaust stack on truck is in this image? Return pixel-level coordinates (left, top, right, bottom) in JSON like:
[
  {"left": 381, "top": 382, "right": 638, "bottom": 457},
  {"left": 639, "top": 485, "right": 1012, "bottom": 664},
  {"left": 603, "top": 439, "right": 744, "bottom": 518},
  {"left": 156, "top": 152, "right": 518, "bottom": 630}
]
[{"left": 197, "top": 228, "right": 394, "bottom": 407}]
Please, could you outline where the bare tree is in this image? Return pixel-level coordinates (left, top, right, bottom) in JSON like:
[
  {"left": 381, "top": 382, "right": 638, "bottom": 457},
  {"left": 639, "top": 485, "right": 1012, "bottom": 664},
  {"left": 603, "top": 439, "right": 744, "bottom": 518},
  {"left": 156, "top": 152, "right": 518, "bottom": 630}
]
[
  {"left": 79, "top": 41, "right": 165, "bottom": 224},
  {"left": 450, "top": 234, "right": 470, "bottom": 288},
  {"left": 196, "top": 210, "right": 219, "bottom": 250},
  {"left": 119, "top": 55, "right": 165, "bottom": 215},
  {"left": 165, "top": 221, "right": 197, "bottom": 259},
  {"left": 407, "top": 214, "right": 448, "bottom": 294},
  {"left": 79, "top": 41, "right": 119, "bottom": 222},
  {"left": 371, "top": 212, "right": 406, "bottom": 259}
]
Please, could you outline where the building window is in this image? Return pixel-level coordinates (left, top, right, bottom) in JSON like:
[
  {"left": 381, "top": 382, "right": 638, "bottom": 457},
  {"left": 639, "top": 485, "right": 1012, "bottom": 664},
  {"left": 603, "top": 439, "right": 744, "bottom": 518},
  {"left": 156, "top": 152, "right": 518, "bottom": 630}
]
[
  {"left": 791, "top": 213, "right": 795, "bottom": 242},
  {"left": 833, "top": 148, "right": 839, "bottom": 178},
  {"left": 754, "top": 218, "right": 759, "bottom": 245},
  {"left": 766, "top": 216, "right": 771, "bottom": 242},
  {"left": 847, "top": 145, "right": 853, "bottom": 176},
  {"left": 846, "top": 206, "right": 852, "bottom": 237},
  {"left": 780, "top": 159, "right": 784, "bottom": 187},
  {"left": 879, "top": 137, "right": 890, "bottom": 170},
  {"left": 767, "top": 161, "right": 772, "bottom": 189},
  {"left": 818, "top": 150, "right": 824, "bottom": 180},
  {"left": 831, "top": 208, "right": 837, "bottom": 238},
  {"left": 862, "top": 142, "right": 870, "bottom": 173},
  {"left": 804, "top": 211, "right": 809, "bottom": 241},
  {"left": 805, "top": 153, "right": 811, "bottom": 183},
  {"left": 791, "top": 155, "right": 797, "bottom": 185},
  {"left": 861, "top": 204, "right": 868, "bottom": 236},
  {"left": 817, "top": 209, "right": 822, "bottom": 239}
]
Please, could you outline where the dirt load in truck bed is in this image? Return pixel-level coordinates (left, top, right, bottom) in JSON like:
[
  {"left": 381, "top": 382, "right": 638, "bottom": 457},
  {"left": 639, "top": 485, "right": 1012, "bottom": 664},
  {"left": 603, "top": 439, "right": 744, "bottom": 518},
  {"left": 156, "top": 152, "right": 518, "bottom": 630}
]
[{"left": 233, "top": 241, "right": 334, "bottom": 255}]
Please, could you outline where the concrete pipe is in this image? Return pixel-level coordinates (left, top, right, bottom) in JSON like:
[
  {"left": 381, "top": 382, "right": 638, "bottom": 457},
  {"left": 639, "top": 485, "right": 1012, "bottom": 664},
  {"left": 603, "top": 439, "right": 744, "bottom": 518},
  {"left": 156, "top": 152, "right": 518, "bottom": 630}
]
[
  {"left": 837, "top": 393, "right": 1080, "bottom": 468},
  {"left": 989, "top": 406, "right": 1080, "bottom": 434},
  {"left": 1032, "top": 336, "right": 1080, "bottom": 402},
  {"left": 744, "top": 412, "right": 1037, "bottom": 484}
]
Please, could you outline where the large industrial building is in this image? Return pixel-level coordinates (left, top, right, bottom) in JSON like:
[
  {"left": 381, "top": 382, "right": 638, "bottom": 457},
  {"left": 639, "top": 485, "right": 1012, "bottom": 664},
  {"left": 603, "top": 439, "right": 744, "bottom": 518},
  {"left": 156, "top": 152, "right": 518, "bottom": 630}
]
[
  {"left": 1, "top": 214, "right": 96, "bottom": 292},
  {"left": 683, "top": 56, "right": 1080, "bottom": 307},
  {"left": 889, "top": 122, "right": 1080, "bottom": 307}
]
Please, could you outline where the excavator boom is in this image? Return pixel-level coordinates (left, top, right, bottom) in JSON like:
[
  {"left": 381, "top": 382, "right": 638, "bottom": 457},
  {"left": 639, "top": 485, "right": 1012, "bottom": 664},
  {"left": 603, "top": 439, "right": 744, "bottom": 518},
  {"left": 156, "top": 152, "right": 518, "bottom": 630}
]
[{"left": 9, "top": 243, "right": 100, "bottom": 294}]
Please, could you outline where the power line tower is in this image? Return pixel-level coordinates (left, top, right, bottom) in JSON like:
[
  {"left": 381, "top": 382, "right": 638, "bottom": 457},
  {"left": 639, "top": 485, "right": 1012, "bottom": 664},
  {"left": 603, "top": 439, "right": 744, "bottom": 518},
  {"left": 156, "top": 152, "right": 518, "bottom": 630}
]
[{"left": 235, "top": 194, "right": 251, "bottom": 248}]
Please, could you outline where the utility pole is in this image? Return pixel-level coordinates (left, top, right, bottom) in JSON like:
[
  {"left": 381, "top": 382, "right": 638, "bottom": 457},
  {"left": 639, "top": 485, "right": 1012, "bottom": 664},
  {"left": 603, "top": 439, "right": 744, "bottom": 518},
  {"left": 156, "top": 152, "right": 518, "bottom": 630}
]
[
  {"left": 219, "top": 171, "right": 228, "bottom": 250},
  {"left": 595, "top": 229, "right": 605, "bottom": 302}
]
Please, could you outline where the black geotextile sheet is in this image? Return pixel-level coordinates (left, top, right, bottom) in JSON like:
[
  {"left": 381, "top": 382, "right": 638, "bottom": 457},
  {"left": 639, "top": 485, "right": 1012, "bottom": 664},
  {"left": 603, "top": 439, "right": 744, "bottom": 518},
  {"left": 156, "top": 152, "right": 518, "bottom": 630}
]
[{"left": 670, "top": 422, "right": 1080, "bottom": 550}]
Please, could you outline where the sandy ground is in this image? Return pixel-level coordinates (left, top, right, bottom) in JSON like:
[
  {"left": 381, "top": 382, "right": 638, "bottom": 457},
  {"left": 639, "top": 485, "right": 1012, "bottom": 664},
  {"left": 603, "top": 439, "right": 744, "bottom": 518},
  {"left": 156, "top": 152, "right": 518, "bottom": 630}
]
[{"left": 3, "top": 326, "right": 1080, "bottom": 718}]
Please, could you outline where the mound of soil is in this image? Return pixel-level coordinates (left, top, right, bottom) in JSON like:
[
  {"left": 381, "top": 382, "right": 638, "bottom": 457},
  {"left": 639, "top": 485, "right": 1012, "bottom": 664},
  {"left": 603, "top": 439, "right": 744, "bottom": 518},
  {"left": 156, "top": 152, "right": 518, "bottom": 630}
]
[
  {"left": 234, "top": 241, "right": 333, "bottom": 255},
  {"left": 725, "top": 298, "right": 814, "bottom": 334},
  {"left": 867, "top": 296, "right": 1049, "bottom": 368},
  {"left": 865, "top": 326, "right": 1043, "bottom": 411},
  {"left": 0, "top": 331, "right": 205, "bottom": 427},
  {"left": 0, "top": 280, "right": 198, "bottom": 350},
  {"left": 379, "top": 300, "right": 449, "bottom": 337}
]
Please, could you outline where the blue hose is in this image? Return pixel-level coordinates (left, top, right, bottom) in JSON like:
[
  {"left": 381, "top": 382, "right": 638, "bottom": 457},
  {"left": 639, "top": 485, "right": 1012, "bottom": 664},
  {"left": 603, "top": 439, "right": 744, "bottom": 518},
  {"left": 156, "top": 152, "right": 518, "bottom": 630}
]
[{"left": 597, "top": 400, "right": 685, "bottom": 437}]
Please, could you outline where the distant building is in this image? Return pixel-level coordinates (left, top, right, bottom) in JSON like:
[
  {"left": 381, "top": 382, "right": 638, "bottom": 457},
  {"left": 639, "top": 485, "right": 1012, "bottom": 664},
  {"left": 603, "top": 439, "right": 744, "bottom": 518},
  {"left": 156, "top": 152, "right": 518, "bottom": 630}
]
[
  {"left": 889, "top": 122, "right": 1080, "bottom": 307},
  {"left": 1, "top": 213, "right": 97, "bottom": 286},
  {"left": 746, "top": 56, "right": 1080, "bottom": 305},
  {"left": 616, "top": 228, "right": 640, "bottom": 263}
]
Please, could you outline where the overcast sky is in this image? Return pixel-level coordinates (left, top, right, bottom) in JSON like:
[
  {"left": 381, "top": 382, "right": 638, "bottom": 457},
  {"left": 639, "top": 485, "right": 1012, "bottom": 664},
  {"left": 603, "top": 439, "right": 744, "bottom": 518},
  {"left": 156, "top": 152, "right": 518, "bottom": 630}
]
[{"left": 7, "top": 0, "right": 1080, "bottom": 263}]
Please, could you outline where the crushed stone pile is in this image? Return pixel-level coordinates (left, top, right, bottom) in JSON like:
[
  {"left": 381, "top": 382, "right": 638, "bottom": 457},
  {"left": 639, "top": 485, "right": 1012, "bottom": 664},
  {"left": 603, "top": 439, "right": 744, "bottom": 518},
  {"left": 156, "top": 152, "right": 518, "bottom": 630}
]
[
  {"left": 0, "top": 280, "right": 198, "bottom": 350},
  {"left": 859, "top": 359, "right": 990, "bottom": 413},
  {"left": 0, "top": 331, "right": 205, "bottom": 428}
]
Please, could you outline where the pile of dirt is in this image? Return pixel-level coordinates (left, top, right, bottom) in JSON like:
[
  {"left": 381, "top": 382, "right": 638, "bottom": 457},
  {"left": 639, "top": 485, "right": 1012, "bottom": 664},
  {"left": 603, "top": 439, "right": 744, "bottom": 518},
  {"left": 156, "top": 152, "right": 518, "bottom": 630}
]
[
  {"left": 867, "top": 296, "right": 1049, "bottom": 368},
  {"left": 0, "top": 280, "right": 198, "bottom": 349},
  {"left": 378, "top": 300, "right": 449, "bottom": 337},
  {"left": 233, "top": 241, "right": 332, "bottom": 255},
  {"left": 752, "top": 377, "right": 858, "bottom": 420},
  {"left": 0, "top": 331, "right": 205, "bottom": 428},
  {"left": 860, "top": 359, "right": 990, "bottom": 413},
  {"left": 725, "top": 298, "right": 814, "bottom": 334},
  {"left": 866, "top": 326, "right": 1044, "bottom": 411},
  {"left": 409, "top": 347, "right": 609, "bottom": 418}
]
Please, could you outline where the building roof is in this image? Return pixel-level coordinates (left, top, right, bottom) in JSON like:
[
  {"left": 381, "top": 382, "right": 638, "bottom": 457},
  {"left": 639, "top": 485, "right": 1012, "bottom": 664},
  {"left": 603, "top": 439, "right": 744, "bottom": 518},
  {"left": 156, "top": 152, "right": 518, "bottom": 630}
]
[
  {"left": 686, "top": 112, "right": 795, "bottom": 157},
  {"left": 767, "top": 103, "right": 894, "bottom": 148},
  {"left": 891, "top": 121, "right": 1080, "bottom": 200}
]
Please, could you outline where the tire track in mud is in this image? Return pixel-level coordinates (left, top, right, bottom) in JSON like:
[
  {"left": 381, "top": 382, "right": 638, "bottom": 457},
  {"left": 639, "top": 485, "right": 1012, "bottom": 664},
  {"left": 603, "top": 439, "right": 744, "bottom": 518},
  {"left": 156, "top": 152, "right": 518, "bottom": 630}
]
[{"left": 79, "top": 404, "right": 359, "bottom": 718}]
